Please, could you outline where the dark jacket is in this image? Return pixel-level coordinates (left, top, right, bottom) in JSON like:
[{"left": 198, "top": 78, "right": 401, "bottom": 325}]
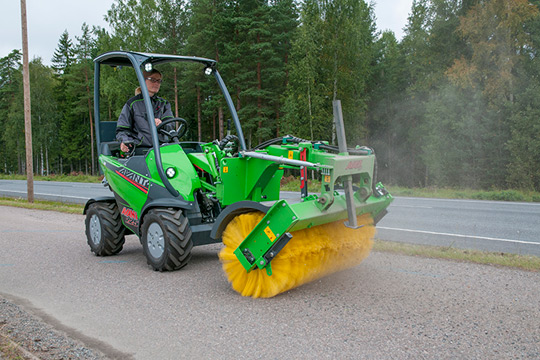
[{"left": 116, "top": 93, "right": 174, "bottom": 147}]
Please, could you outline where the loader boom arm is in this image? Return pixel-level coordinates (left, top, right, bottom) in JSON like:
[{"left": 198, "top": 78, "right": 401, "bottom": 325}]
[{"left": 227, "top": 100, "right": 393, "bottom": 276}]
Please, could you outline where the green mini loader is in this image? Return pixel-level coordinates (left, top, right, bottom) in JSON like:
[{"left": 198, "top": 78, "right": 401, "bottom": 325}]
[{"left": 84, "top": 51, "right": 393, "bottom": 297}]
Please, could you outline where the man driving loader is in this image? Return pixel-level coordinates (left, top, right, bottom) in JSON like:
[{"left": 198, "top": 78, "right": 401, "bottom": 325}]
[{"left": 116, "top": 69, "right": 174, "bottom": 153}]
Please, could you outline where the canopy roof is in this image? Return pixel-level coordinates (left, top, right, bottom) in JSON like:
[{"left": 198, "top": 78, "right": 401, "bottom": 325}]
[{"left": 94, "top": 51, "right": 216, "bottom": 68}]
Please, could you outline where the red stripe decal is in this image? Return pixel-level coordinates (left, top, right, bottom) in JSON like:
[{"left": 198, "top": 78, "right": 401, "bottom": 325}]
[{"left": 115, "top": 171, "right": 148, "bottom": 194}]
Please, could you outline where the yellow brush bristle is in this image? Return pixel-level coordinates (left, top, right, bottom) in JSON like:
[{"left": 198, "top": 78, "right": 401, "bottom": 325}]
[{"left": 219, "top": 212, "right": 375, "bottom": 298}]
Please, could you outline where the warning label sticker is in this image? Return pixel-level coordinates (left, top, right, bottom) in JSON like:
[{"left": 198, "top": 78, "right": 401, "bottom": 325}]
[{"left": 264, "top": 226, "right": 276, "bottom": 242}]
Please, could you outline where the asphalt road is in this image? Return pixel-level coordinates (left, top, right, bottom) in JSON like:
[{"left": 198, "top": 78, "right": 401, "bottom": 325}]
[
  {"left": 377, "top": 197, "right": 540, "bottom": 256},
  {"left": 0, "top": 180, "right": 111, "bottom": 204},
  {"left": 0, "top": 206, "right": 539, "bottom": 359},
  {"left": 1, "top": 180, "right": 539, "bottom": 256}
]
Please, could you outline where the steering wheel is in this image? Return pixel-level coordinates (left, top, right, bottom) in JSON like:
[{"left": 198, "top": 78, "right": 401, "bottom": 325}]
[{"left": 156, "top": 117, "right": 189, "bottom": 143}]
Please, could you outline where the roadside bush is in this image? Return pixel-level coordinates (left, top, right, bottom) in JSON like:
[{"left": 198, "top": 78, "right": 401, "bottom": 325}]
[{"left": 471, "top": 190, "right": 526, "bottom": 202}]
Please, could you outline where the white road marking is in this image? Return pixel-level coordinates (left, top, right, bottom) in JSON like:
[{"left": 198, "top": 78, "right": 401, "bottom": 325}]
[
  {"left": 377, "top": 226, "right": 539, "bottom": 246},
  {"left": 392, "top": 205, "right": 433, "bottom": 209},
  {"left": 396, "top": 196, "right": 540, "bottom": 207}
]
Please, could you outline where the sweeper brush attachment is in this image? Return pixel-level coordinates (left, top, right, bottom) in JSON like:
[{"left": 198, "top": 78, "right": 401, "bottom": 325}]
[
  {"left": 216, "top": 100, "right": 393, "bottom": 297},
  {"left": 219, "top": 212, "right": 375, "bottom": 298}
]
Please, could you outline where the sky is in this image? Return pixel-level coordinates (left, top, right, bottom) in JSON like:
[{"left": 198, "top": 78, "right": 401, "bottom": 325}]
[{"left": 2, "top": 0, "right": 413, "bottom": 66}]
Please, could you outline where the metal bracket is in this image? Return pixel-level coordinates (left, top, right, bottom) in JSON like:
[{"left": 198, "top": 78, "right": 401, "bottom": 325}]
[{"left": 333, "top": 100, "right": 358, "bottom": 228}]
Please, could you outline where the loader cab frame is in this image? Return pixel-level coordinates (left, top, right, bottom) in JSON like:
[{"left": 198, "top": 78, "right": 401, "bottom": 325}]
[{"left": 93, "top": 51, "right": 247, "bottom": 198}]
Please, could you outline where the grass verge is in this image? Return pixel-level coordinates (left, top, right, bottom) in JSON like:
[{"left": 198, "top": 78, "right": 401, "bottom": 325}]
[
  {"left": 0, "top": 173, "right": 101, "bottom": 183},
  {"left": 0, "top": 197, "right": 83, "bottom": 214},
  {"left": 373, "top": 238, "right": 540, "bottom": 272},
  {"left": 387, "top": 186, "right": 540, "bottom": 202}
]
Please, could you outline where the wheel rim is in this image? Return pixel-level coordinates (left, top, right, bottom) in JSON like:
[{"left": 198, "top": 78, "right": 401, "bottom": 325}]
[
  {"left": 89, "top": 214, "right": 101, "bottom": 246},
  {"left": 147, "top": 222, "right": 165, "bottom": 259}
]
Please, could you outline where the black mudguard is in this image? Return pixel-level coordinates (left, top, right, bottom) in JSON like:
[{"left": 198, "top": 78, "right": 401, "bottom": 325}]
[
  {"left": 83, "top": 196, "right": 116, "bottom": 214},
  {"left": 210, "top": 201, "right": 271, "bottom": 240}
]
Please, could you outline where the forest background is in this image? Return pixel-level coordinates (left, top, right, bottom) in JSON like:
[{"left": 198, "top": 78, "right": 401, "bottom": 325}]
[{"left": 1, "top": 0, "right": 540, "bottom": 192}]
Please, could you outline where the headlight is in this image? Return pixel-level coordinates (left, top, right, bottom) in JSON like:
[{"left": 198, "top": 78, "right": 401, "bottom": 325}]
[{"left": 166, "top": 167, "right": 176, "bottom": 178}]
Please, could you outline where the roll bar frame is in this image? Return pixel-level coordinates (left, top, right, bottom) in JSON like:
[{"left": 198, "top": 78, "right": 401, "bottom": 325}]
[{"left": 93, "top": 51, "right": 246, "bottom": 197}]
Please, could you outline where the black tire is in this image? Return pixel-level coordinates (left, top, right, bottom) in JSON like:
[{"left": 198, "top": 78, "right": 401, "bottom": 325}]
[
  {"left": 141, "top": 208, "right": 193, "bottom": 271},
  {"left": 85, "top": 202, "right": 126, "bottom": 256}
]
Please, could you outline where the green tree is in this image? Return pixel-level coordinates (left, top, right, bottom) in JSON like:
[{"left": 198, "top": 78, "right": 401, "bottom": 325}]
[
  {"left": 422, "top": 82, "right": 495, "bottom": 188},
  {"left": 52, "top": 29, "right": 92, "bottom": 173},
  {"left": 237, "top": 0, "right": 281, "bottom": 146},
  {"left": 28, "top": 59, "right": 60, "bottom": 176},
  {"left": 445, "top": 0, "right": 539, "bottom": 188},
  {"left": 400, "top": 0, "right": 432, "bottom": 90},
  {"left": 379, "top": 0, "right": 474, "bottom": 187},
  {"left": 284, "top": 0, "right": 376, "bottom": 145},
  {"left": 365, "top": 31, "right": 408, "bottom": 184},
  {"left": 51, "top": 30, "right": 74, "bottom": 75},
  {"left": 267, "top": 0, "right": 298, "bottom": 136},
  {"left": 0, "top": 50, "right": 23, "bottom": 173},
  {"left": 99, "top": 0, "right": 161, "bottom": 141},
  {"left": 105, "top": 0, "right": 160, "bottom": 51},
  {"left": 448, "top": 0, "right": 539, "bottom": 104},
  {"left": 156, "top": 0, "right": 189, "bottom": 118},
  {"left": 322, "top": 0, "right": 376, "bottom": 143},
  {"left": 283, "top": 0, "right": 326, "bottom": 140},
  {"left": 73, "top": 23, "right": 98, "bottom": 174},
  {"left": 507, "top": 82, "right": 540, "bottom": 191},
  {"left": 506, "top": 0, "right": 540, "bottom": 191},
  {"left": 4, "top": 84, "right": 25, "bottom": 174},
  {"left": 186, "top": 0, "right": 228, "bottom": 141},
  {"left": 184, "top": 0, "right": 297, "bottom": 146}
]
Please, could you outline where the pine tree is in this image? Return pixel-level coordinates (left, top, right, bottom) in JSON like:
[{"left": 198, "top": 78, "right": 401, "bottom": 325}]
[
  {"left": 74, "top": 23, "right": 97, "bottom": 174},
  {"left": 105, "top": 0, "right": 160, "bottom": 51},
  {"left": 365, "top": 31, "right": 408, "bottom": 185},
  {"left": 267, "top": 0, "right": 298, "bottom": 136},
  {"left": 28, "top": 59, "right": 60, "bottom": 176},
  {"left": 283, "top": 0, "right": 376, "bottom": 145},
  {"left": 238, "top": 0, "right": 278, "bottom": 145},
  {"left": 156, "top": 0, "right": 189, "bottom": 118},
  {"left": 507, "top": 1, "right": 540, "bottom": 191},
  {"left": 0, "top": 50, "right": 23, "bottom": 173},
  {"left": 283, "top": 0, "right": 326, "bottom": 140},
  {"left": 186, "top": 0, "right": 228, "bottom": 141},
  {"left": 51, "top": 30, "right": 74, "bottom": 75},
  {"left": 444, "top": 0, "right": 539, "bottom": 188},
  {"left": 51, "top": 30, "right": 76, "bottom": 172}
]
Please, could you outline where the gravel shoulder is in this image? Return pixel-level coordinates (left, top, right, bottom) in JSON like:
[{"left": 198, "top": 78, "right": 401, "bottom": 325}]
[{"left": 0, "top": 295, "right": 108, "bottom": 360}]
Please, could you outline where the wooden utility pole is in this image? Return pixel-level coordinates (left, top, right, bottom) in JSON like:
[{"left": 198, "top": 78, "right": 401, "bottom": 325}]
[{"left": 20, "top": 0, "right": 34, "bottom": 202}]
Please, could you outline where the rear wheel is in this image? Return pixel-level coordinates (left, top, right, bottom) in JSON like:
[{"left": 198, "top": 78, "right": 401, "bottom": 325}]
[
  {"left": 141, "top": 208, "right": 193, "bottom": 271},
  {"left": 85, "top": 202, "right": 126, "bottom": 256}
]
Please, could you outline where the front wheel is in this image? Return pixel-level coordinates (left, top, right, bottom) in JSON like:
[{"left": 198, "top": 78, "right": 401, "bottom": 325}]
[
  {"left": 85, "top": 202, "right": 126, "bottom": 256},
  {"left": 141, "top": 208, "right": 193, "bottom": 271}
]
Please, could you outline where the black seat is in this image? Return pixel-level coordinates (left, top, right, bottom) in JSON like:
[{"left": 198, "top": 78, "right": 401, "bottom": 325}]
[
  {"left": 100, "top": 141, "right": 120, "bottom": 156},
  {"left": 100, "top": 121, "right": 118, "bottom": 142},
  {"left": 99, "top": 122, "right": 121, "bottom": 156}
]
